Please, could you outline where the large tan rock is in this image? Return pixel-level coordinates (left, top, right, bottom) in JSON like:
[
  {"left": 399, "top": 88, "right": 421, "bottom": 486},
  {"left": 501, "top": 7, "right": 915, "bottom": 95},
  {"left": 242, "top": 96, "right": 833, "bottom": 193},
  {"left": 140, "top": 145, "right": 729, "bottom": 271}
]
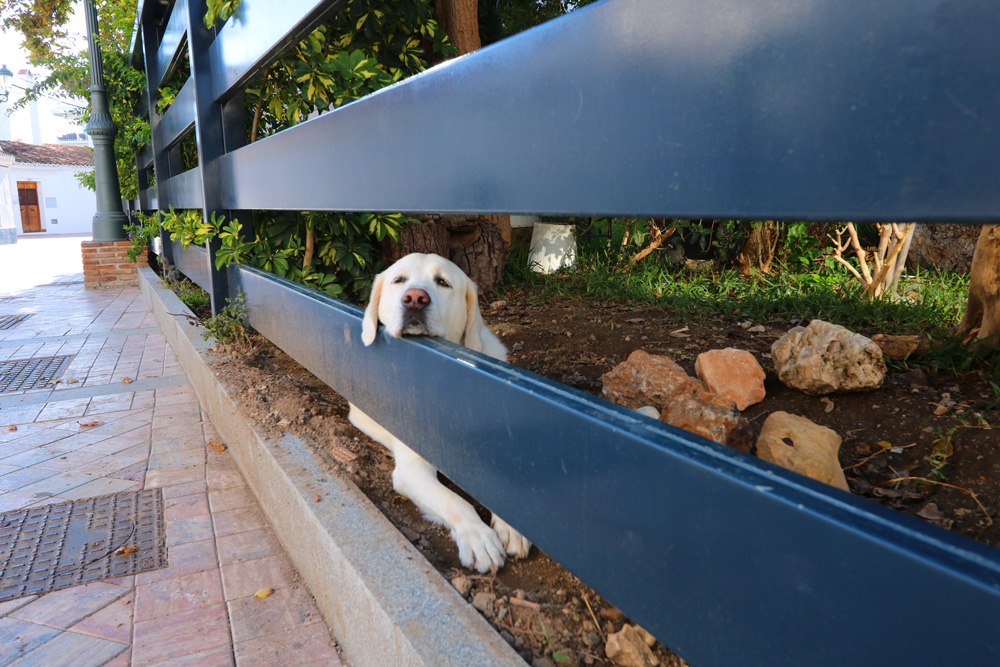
[
  {"left": 605, "top": 625, "right": 659, "bottom": 667},
  {"left": 694, "top": 348, "right": 766, "bottom": 410},
  {"left": 602, "top": 350, "right": 754, "bottom": 453},
  {"left": 756, "top": 412, "right": 848, "bottom": 491},
  {"left": 771, "top": 320, "right": 886, "bottom": 395}
]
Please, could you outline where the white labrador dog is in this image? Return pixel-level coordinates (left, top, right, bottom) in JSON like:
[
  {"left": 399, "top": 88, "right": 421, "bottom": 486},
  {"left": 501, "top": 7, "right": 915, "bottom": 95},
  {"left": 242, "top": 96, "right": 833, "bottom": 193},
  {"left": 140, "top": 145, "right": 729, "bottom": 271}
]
[{"left": 348, "top": 253, "right": 531, "bottom": 572}]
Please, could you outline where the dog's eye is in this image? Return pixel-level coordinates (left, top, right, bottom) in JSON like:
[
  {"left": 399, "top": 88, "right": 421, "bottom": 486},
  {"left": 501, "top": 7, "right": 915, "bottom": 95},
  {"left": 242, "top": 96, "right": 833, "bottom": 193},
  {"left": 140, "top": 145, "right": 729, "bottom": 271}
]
[
  {"left": 392, "top": 276, "right": 406, "bottom": 284},
  {"left": 435, "top": 277, "right": 451, "bottom": 288}
]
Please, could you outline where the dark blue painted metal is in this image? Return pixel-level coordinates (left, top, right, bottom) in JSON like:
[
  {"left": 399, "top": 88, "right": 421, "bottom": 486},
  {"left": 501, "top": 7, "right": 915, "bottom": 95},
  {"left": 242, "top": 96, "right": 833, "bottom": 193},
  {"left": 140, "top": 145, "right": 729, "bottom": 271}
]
[
  {"left": 172, "top": 240, "right": 210, "bottom": 292},
  {"left": 208, "top": 0, "right": 345, "bottom": 102},
  {"left": 219, "top": 0, "right": 1000, "bottom": 221},
  {"left": 160, "top": 168, "right": 204, "bottom": 209},
  {"left": 158, "top": 79, "right": 195, "bottom": 149},
  {"left": 154, "top": 0, "right": 189, "bottom": 88},
  {"left": 229, "top": 263, "right": 1000, "bottom": 666}
]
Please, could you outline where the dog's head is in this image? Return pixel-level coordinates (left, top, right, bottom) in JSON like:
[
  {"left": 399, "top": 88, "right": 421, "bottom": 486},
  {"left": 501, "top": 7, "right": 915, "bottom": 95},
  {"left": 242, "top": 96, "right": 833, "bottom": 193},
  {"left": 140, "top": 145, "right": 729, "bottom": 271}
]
[{"left": 362, "top": 253, "right": 487, "bottom": 352}]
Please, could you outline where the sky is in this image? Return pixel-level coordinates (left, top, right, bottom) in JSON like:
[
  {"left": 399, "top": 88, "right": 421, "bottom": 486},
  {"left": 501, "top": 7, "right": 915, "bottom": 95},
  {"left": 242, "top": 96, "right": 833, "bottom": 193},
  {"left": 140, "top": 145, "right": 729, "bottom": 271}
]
[{"left": 1, "top": 0, "right": 91, "bottom": 144}]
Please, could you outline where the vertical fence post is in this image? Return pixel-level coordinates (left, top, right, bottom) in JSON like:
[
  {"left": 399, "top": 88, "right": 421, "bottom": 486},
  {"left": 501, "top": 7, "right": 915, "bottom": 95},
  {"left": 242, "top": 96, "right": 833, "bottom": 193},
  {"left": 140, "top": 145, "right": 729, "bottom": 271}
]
[
  {"left": 186, "top": 0, "right": 250, "bottom": 314},
  {"left": 139, "top": 22, "right": 175, "bottom": 268}
]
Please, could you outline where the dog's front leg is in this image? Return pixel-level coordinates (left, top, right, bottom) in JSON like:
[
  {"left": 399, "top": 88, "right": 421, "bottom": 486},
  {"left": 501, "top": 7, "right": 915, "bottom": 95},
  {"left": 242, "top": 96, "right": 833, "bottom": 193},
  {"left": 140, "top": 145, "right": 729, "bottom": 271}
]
[{"left": 390, "top": 442, "right": 507, "bottom": 573}]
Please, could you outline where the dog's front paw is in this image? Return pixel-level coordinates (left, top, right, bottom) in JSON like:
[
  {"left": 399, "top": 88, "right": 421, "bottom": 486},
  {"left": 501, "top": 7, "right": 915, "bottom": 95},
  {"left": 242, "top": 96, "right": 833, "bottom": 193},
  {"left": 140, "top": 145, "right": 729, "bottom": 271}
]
[
  {"left": 452, "top": 520, "right": 506, "bottom": 573},
  {"left": 491, "top": 515, "right": 531, "bottom": 559}
]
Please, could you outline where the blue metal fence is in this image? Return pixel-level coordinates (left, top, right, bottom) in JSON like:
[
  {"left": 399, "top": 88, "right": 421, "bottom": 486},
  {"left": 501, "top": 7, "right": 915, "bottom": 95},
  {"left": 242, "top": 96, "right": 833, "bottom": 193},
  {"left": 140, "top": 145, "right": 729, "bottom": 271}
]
[{"left": 129, "top": 1, "right": 1000, "bottom": 665}]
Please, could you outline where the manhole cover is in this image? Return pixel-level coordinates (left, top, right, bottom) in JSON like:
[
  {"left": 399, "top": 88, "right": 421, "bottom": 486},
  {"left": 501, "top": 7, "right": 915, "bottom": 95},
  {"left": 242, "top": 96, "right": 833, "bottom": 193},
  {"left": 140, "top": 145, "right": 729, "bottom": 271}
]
[
  {"left": 0, "top": 489, "right": 167, "bottom": 602},
  {"left": 0, "top": 355, "right": 73, "bottom": 393},
  {"left": 0, "top": 314, "right": 33, "bottom": 330}
]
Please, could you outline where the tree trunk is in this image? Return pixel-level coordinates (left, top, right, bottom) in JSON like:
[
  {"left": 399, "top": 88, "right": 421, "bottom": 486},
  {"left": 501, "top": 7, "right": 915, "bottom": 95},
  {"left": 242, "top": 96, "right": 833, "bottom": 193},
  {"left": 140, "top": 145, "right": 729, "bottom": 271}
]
[
  {"left": 735, "top": 221, "right": 780, "bottom": 274},
  {"left": 449, "top": 218, "right": 509, "bottom": 294},
  {"left": 907, "top": 223, "right": 981, "bottom": 273},
  {"left": 435, "top": 0, "right": 481, "bottom": 54},
  {"left": 955, "top": 225, "right": 1000, "bottom": 344},
  {"left": 378, "top": 221, "right": 450, "bottom": 264}
]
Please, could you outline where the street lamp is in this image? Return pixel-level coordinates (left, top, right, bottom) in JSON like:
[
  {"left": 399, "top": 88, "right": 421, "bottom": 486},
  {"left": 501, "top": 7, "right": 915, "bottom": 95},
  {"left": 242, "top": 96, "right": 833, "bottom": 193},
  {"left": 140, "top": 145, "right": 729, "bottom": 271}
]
[
  {"left": 0, "top": 65, "right": 13, "bottom": 103},
  {"left": 83, "top": 0, "right": 128, "bottom": 241}
]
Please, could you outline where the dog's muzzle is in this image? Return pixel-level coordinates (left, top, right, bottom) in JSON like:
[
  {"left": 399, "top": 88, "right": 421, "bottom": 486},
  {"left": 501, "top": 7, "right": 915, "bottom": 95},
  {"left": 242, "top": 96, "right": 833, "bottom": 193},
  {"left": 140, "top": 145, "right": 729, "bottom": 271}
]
[{"left": 400, "top": 288, "right": 433, "bottom": 336}]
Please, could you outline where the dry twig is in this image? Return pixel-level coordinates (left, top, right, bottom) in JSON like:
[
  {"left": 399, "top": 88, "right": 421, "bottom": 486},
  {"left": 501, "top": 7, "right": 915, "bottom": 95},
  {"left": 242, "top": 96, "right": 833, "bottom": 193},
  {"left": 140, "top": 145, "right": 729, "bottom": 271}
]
[{"left": 873, "top": 476, "right": 992, "bottom": 525}]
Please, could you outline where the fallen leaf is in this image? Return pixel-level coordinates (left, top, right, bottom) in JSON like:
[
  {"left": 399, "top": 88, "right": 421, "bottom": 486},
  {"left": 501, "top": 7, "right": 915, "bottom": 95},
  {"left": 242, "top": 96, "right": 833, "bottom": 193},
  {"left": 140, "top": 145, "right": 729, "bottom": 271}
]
[
  {"left": 209, "top": 439, "right": 227, "bottom": 453},
  {"left": 917, "top": 503, "right": 946, "bottom": 521},
  {"left": 6, "top": 425, "right": 16, "bottom": 432},
  {"left": 669, "top": 327, "right": 690, "bottom": 338},
  {"left": 65, "top": 378, "right": 79, "bottom": 384},
  {"left": 626, "top": 318, "right": 645, "bottom": 324},
  {"left": 254, "top": 588, "right": 274, "bottom": 599},
  {"left": 821, "top": 397, "right": 835, "bottom": 413},
  {"left": 314, "top": 496, "right": 321, "bottom": 502},
  {"left": 121, "top": 377, "right": 133, "bottom": 384},
  {"left": 876, "top": 440, "right": 894, "bottom": 450},
  {"left": 77, "top": 421, "right": 101, "bottom": 428},
  {"left": 932, "top": 404, "right": 949, "bottom": 416},
  {"left": 48, "top": 379, "right": 61, "bottom": 386},
  {"left": 115, "top": 545, "right": 138, "bottom": 556}
]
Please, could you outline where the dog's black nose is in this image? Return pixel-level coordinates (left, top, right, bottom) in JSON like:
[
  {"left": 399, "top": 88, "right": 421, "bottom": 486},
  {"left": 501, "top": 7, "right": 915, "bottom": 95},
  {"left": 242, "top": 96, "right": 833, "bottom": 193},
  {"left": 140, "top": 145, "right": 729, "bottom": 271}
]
[{"left": 402, "top": 288, "right": 430, "bottom": 310}]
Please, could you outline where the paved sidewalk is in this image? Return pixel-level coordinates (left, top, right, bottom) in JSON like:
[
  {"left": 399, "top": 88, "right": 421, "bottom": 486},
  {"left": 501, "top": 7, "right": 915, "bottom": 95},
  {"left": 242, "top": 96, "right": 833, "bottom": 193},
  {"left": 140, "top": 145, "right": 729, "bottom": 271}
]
[{"left": 0, "top": 247, "right": 343, "bottom": 665}]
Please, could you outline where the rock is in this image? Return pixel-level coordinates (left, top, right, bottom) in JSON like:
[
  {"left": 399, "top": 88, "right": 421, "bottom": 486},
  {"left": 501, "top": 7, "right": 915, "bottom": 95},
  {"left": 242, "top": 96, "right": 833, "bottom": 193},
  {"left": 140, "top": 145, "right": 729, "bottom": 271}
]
[
  {"left": 602, "top": 350, "right": 753, "bottom": 453},
  {"left": 756, "top": 412, "right": 849, "bottom": 491},
  {"left": 605, "top": 625, "right": 659, "bottom": 667},
  {"left": 694, "top": 348, "right": 766, "bottom": 410},
  {"left": 634, "top": 406, "right": 661, "bottom": 420},
  {"left": 450, "top": 574, "right": 472, "bottom": 597},
  {"left": 771, "top": 320, "right": 886, "bottom": 395},
  {"left": 471, "top": 591, "right": 495, "bottom": 616},
  {"left": 490, "top": 322, "right": 522, "bottom": 337}
]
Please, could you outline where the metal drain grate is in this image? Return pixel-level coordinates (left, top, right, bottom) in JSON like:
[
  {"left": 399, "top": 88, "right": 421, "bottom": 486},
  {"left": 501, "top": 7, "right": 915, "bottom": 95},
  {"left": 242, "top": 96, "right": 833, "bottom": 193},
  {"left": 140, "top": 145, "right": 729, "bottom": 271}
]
[
  {"left": 0, "top": 314, "right": 33, "bottom": 330},
  {"left": 0, "top": 355, "right": 73, "bottom": 393},
  {"left": 0, "top": 489, "right": 167, "bottom": 602}
]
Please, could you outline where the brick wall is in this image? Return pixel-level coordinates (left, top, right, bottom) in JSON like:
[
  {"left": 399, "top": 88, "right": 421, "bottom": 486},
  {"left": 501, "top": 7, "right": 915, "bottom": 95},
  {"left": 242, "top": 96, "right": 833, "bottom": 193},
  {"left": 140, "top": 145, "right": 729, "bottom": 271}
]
[{"left": 82, "top": 241, "right": 147, "bottom": 289}]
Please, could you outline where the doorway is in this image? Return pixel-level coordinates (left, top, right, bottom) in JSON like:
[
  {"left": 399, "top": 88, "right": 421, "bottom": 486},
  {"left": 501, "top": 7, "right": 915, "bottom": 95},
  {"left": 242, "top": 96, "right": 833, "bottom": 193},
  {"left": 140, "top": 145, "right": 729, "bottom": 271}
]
[{"left": 16, "top": 182, "right": 43, "bottom": 233}]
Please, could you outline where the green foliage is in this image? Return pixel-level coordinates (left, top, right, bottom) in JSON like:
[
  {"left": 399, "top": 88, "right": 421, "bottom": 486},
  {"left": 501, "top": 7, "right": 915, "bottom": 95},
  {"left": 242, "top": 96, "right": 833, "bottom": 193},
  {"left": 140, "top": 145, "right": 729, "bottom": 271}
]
[
  {"left": 203, "top": 290, "right": 252, "bottom": 351},
  {"left": 171, "top": 278, "right": 210, "bottom": 312},
  {"left": 123, "top": 212, "right": 159, "bottom": 263},
  {"left": 159, "top": 208, "right": 216, "bottom": 248},
  {"left": 479, "top": 0, "right": 599, "bottom": 43},
  {"left": 204, "top": 0, "right": 242, "bottom": 28},
  {"left": 783, "top": 222, "right": 824, "bottom": 267}
]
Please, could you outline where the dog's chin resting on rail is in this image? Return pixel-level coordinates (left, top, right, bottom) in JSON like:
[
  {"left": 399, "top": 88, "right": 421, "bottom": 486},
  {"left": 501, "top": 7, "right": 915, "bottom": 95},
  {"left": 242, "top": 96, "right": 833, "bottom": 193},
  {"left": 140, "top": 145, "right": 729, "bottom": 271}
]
[{"left": 347, "top": 252, "right": 531, "bottom": 573}]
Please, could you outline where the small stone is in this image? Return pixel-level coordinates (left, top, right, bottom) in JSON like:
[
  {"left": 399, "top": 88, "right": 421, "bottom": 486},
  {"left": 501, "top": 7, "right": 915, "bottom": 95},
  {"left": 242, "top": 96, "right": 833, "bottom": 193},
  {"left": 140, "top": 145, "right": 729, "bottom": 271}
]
[
  {"left": 491, "top": 322, "right": 522, "bottom": 337},
  {"left": 694, "top": 348, "right": 766, "bottom": 410},
  {"left": 756, "top": 412, "right": 848, "bottom": 491},
  {"left": 634, "top": 406, "right": 660, "bottom": 420},
  {"left": 771, "top": 320, "right": 886, "bottom": 395},
  {"left": 605, "top": 625, "right": 659, "bottom": 667},
  {"left": 472, "top": 591, "right": 495, "bottom": 616},
  {"left": 584, "top": 632, "right": 602, "bottom": 648},
  {"left": 490, "top": 300, "right": 508, "bottom": 310},
  {"left": 747, "top": 324, "right": 766, "bottom": 333},
  {"left": 451, "top": 574, "right": 472, "bottom": 596}
]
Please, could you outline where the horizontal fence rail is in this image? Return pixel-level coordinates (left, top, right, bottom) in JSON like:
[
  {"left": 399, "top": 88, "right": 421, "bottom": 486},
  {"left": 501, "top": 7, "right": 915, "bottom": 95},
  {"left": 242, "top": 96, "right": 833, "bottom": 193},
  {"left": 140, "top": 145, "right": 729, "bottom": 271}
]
[
  {"left": 215, "top": 0, "right": 1000, "bottom": 221},
  {"left": 131, "top": 0, "right": 1000, "bottom": 664}
]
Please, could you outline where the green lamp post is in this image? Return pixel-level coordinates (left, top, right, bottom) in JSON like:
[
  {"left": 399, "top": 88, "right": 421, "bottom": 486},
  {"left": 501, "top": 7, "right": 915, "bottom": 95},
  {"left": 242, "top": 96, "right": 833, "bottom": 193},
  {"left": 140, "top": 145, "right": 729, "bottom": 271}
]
[{"left": 84, "top": 0, "right": 128, "bottom": 241}]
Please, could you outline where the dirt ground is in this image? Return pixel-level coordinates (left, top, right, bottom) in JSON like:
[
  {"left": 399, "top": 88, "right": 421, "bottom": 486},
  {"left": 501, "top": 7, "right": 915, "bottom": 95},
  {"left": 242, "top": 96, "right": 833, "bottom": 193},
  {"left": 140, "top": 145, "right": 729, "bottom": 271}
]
[{"left": 205, "top": 283, "right": 998, "bottom": 667}]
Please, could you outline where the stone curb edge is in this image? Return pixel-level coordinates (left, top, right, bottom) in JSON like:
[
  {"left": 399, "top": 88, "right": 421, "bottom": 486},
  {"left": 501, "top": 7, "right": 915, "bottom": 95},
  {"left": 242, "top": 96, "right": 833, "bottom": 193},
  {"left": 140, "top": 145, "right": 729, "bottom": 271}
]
[{"left": 138, "top": 267, "right": 524, "bottom": 667}]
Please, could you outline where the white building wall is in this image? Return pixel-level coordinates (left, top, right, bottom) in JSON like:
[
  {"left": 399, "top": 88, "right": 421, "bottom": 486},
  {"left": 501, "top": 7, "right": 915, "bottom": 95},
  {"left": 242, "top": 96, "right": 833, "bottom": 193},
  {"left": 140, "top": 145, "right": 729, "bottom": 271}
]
[{"left": 8, "top": 164, "right": 96, "bottom": 235}]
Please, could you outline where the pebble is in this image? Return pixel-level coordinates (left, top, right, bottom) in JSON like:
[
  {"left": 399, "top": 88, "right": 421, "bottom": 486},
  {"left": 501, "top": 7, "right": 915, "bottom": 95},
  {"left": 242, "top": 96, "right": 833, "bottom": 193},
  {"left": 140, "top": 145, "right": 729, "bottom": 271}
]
[{"left": 472, "top": 591, "right": 495, "bottom": 616}]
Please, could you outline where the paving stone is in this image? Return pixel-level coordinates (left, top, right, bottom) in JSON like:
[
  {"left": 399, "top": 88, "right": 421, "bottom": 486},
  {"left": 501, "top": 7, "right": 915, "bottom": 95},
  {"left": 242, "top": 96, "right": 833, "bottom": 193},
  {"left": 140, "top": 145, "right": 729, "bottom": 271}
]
[
  {"left": 4, "top": 630, "right": 128, "bottom": 667},
  {"left": 212, "top": 506, "right": 270, "bottom": 538},
  {"left": 234, "top": 622, "right": 341, "bottom": 667},
  {"left": 9, "top": 581, "right": 129, "bottom": 628},
  {"left": 0, "top": 617, "right": 62, "bottom": 664},
  {"left": 132, "top": 604, "right": 233, "bottom": 665},
  {"left": 165, "top": 513, "right": 216, "bottom": 547},
  {"left": 136, "top": 538, "right": 219, "bottom": 587},
  {"left": 135, "top": 569, "right": 225, "bottom": 623},
  {"left": 165, "top": 492, "right": 211, "bottom": 522},
  {"left": 217, "top": 528, "right": 282, "bottom": 567},
  {"left": 220, "top": 555, "right": 298, "bottom": 602},
  {"left": 70, "top": 592, "right": 134, "bottom": 643},
  {"left": 227, "top": 585, "right": 322, "bottom": 643}
]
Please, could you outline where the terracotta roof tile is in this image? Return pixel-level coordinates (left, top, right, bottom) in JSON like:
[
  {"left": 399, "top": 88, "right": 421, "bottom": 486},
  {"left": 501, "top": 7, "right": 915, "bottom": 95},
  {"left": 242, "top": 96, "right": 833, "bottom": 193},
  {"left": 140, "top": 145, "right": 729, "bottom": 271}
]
[{"left": 0, "top": 140, "right": 95, "bottom": 167}]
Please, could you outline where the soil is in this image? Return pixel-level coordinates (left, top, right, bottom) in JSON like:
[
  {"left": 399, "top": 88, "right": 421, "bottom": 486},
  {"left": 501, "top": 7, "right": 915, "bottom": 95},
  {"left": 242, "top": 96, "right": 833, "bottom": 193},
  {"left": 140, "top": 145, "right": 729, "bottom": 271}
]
[{"left": 202, "top": 282, "right": 999, "bottom": 667}]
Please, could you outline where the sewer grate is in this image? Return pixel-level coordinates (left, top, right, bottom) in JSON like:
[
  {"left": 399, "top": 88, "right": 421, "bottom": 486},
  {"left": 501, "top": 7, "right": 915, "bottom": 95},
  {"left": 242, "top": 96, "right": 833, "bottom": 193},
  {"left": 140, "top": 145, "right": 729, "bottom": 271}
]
[
  {"left": 0, "top": 489, "right": 167, "bottom": 602},
  {"left": 0, "top": 314, "right": 33, "bottom": 330},
  {"left": 0, "top": 355, "right": 73, "bottom": 393}
]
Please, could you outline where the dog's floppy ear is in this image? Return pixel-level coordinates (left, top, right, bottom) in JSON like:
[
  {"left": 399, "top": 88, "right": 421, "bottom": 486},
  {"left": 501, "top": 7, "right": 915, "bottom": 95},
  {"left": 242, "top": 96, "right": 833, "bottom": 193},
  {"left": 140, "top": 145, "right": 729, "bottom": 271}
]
[
  {"left": 362, "top": 272, "right": 385, "bottom": 346},
  {"left": 462, "top": 277, "right": 485, "bottom": 352}
]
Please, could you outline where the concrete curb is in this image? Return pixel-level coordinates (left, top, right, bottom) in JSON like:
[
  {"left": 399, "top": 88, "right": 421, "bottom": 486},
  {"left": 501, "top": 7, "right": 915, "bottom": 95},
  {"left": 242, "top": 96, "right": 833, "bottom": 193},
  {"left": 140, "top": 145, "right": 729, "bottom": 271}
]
[{"left": 138, "top": 268, "right": 524, "bottom": 667}]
